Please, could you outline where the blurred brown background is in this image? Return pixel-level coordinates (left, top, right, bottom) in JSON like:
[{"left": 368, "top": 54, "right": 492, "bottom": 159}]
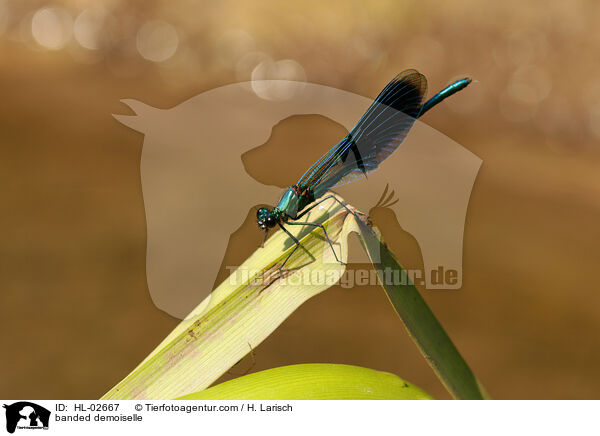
[{"left": 1, "top": 0, "right": 599, "bottom": 400}]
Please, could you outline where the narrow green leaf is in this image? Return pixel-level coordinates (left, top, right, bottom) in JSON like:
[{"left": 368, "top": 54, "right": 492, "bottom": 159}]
[{"left": 355, "top": 221, "right": 489, "bottom": 399}]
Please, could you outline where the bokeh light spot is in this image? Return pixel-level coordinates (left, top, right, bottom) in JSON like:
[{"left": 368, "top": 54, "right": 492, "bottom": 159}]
[
  {"left": 251, "top": 59, "right": 307, "bottom": 101},
  {"left": 136, "top": 20, "right": 179, "bottom": 63},
  {"left": 31, "top": 7, "right": 73, "bottom": 50},
  {"left": 74, "top": 8, "right": 106, "bottom": 50}
]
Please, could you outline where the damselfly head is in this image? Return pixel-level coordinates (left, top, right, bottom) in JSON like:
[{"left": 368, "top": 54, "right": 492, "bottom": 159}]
[{"left": 257, "top": 207, "right": 278, "bottom": 229}]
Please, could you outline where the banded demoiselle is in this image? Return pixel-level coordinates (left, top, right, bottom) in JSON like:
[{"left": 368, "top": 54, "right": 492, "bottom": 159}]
[{"left": 256, "top": 70, "right": 472, "bottom": 269}]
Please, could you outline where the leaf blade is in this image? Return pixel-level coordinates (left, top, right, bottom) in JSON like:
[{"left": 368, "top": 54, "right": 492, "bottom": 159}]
[
  {"left": 176, "top": 364, "right": 433, "bottom": 400},
  {"left": 354, "top": 221, "right": 489, "bottom": 399}
]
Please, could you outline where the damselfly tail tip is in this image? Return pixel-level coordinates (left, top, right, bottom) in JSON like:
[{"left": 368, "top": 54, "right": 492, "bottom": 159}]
[
  {"left": 459, "top": 77, "right": 472, "bottom": 87},
  {"left": 454, "top": 77, "right": 473, "bottom": 92}
]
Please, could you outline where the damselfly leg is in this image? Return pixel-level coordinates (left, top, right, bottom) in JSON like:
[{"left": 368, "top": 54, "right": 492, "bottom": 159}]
[
  {"left": 285, "top": 220, "right": 345, "bottom": 265},
  {"left": 277, "top": 222, "right": 302, "bottom": 273}
]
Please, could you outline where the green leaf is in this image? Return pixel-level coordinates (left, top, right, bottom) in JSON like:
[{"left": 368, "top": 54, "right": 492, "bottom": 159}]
[
  {"left": 176, "top": 364, "right": 433, "bottom": 400},
  {"left": 356, "top": 223, "right": 490, "bottom": 399}
]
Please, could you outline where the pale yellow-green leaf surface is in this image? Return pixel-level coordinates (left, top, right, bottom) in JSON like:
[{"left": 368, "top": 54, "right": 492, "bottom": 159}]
[
  {"left": 102, "top": 196, "right": 359, "bottom": 399},
  {"left": 176, "top": 364, "right": 433, "bottom": 400}
]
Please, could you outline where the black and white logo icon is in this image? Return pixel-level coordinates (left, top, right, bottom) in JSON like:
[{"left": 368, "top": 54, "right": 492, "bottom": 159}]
[{"left": 3, "top": 402, "right": 50, "bottom": 434}]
